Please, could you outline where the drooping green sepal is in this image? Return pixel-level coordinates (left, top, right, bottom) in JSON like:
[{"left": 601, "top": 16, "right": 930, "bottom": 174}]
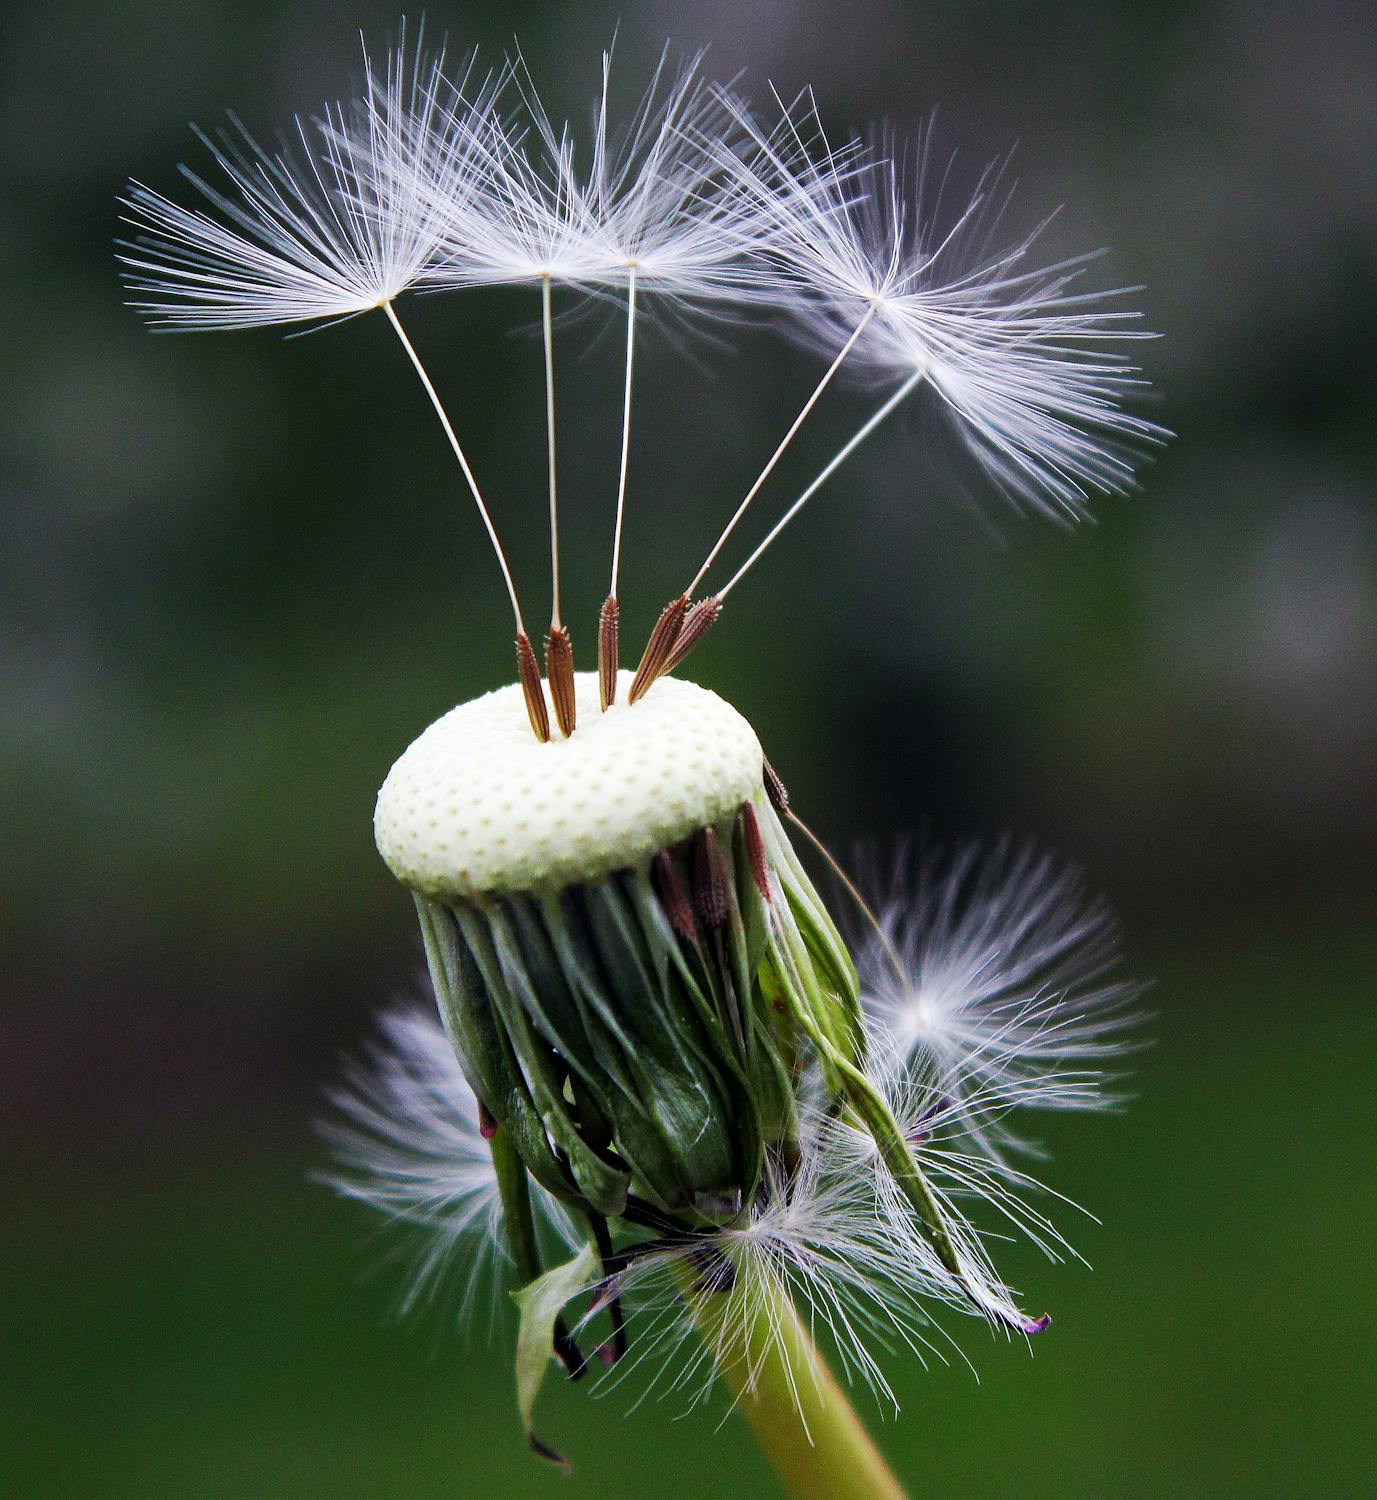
[{"left": 512, "top": 1244, "right": 599, "bottom": 1472}]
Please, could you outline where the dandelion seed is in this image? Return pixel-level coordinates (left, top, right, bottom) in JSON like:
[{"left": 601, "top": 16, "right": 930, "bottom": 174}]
[
  {"left": 419, "top": 48, "right": 772, "bottom": 696},
  {"left": 857, "top": 840, "right": 1146, "bottom": 1157},
  {"left": 681, "top": 106, "right": 1167, "bottom": 610},
  {"left": 120, "top": 29, "right": 545, "bottom": 669}
]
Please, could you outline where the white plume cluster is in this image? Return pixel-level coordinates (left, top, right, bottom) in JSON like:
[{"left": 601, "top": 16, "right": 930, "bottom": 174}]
[
  {"left": 582, "top": 1074, "right": 1071, "bottom": 1416},
  {"left": 119, "top": 28, "right": 1163, "bottom": 555},
  {"left": 857, "top": 839, "right": 1145, "bottom": 1159},
  {"left": 321, "top": 1005, "right": 579, "bottom": 1319},
  {"left": 321, "top": 894, "right": 1132, "bottom": 1409},
  {"left": 718, "top": 99, "right": 1167, "bottom": 516},
  {"left": 120, "top": 29, "right": 499, "bottom": 330}
]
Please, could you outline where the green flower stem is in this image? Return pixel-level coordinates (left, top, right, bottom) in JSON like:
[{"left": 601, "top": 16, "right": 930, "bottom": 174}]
[
  {"left": 679, "top": 1269, "right": 910, "bottom": 1500},
  {"left": 489, "top": 1126, "right": 541, "bottom": 1283}
]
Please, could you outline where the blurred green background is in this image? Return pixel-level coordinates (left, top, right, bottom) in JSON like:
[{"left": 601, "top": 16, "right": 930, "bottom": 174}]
[{"left": 3, "top": 1, "right": 1375, "bottom": 1495}]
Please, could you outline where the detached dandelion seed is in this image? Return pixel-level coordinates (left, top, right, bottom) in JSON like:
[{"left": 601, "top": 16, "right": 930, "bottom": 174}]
[
  {"left": 856, "top": 840, "right": 1147, "bottom": 1159},
  {"left": 123, "top": 30, "right": 1164, "bottom": 1497}
]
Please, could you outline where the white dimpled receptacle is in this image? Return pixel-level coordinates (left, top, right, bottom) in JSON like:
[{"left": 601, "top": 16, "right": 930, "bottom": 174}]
[{"left": 374, "top": 670, "right": 764, "bottom": 898}]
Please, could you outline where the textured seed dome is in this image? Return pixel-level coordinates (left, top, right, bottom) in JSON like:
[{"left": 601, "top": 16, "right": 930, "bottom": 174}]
[{"left": 374, "top": 670, "right": 764, "bottom": 898}]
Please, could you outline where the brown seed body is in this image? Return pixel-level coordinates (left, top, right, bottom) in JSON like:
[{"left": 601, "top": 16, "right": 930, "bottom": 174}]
[
  {"left": 628, "top": 594, "right": 689, "bottom": 703},
  {"left": 545, "top": 625, "right": 577, "bottom": 737},
  {"left": 515, "top": 632, "right": 551, "bottom": 742},
  {"left": 662, "top": 595, "right": 722, "bottom": 675},
  {"left": 598, "top": 594, "right": 620, "bottom": 711}
]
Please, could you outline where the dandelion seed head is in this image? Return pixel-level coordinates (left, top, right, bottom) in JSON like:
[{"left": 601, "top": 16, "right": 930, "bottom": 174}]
[{"left": 124, "top": 30, "right": 1162, "bottom": 1443}]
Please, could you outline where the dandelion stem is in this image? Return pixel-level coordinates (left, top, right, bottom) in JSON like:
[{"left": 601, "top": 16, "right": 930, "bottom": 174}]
[
  {"left": 491, "top": 1124, "right": 584, "bottom": 1376},
  {"left": 719, "top": 368, "right": 925, "bottom": 601},
  {"left": 687, "top": 305, "right": 877, "bottom": 597},
  {"left": 679, "top": 1266, "right": 908, "bottom": 1500},
  {"left": 541, "top": 273, "right": 562, "bottom": 628},
  {"left": 383, "top": 301, "right": 526, "bottom": 635},
  {"left": 610, "top": 265, "right": 638, "bottom": 598}
]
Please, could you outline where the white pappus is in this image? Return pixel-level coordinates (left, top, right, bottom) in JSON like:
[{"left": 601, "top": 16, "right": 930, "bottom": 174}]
[
  {"left": 855, "top": 839, "right": 1146, "bottom": 1160},
  {"left": 320, "top": 1005, "right": 580, "bottom": 1321}
]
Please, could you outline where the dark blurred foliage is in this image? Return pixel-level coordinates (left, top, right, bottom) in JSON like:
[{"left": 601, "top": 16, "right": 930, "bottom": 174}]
[{"left": 2, "top": 2, "right": 1374, "bottom": 1496}]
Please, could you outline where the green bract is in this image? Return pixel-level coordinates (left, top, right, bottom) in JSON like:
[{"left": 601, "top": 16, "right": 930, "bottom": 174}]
[{"left": 406, "top": 797, "right": 859, "bottom": 1221}]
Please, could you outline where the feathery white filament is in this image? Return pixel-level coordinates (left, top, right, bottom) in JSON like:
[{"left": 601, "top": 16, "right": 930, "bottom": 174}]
[
  {"left": 321, "top": 1005, "right": 577, "bottom": 1319},
  {"left": 419, "top": 47, "right": 769, "bottom": 304},
  {"left": 119, "top": 29, "right": 495, "bottom": 329},
  {"left": 715, "top": 89, "right": 901, "bottom": 312},
  {"left": 577, "top": 55, "right": 768, "bottom": 302},
  {"left": 857, "top": 841, "right": 1143, "bottom": 1157}
]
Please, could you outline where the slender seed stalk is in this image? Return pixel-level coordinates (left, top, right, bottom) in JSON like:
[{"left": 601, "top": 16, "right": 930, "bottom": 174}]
[
  {"left": 384, "top": 301, "right": 549, "bottom": 741},
  {"left": 785, "top": 806, "right": 907, "bottom": 988},
  {"left": 679, "top": 1267, "right": 909, "bottom": 1500},
  {"left": 598, "top": 267, "right": 639, "bottom": 712},
  {"left": 382, "top": 301, "right": 526, "bottom": 636},
  {"left": 687, "top": 305, "right": 878, "bottom": 598},
  {"left": 610, "top": 265, "right": 638, "bottom": 602},
  {"left": 541, "top": 273, "right": 562, "bottom": 629},
  {"left": 720, "top": 369, "right": 926, "bottom": 601}
]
